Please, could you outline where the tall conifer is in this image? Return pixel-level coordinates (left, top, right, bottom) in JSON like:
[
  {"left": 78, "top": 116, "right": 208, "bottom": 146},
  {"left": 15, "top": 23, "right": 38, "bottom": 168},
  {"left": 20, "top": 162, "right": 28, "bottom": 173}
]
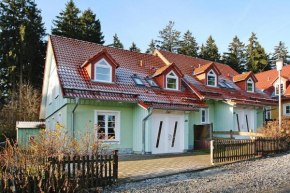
[
  {"left": 146, "top": 39, "right": 156, "bottom": 54},
  {"left": 112, "top": 33, "right": 124, "bottom": 49},
  {"left": 199, "top": 35, "right": 220, "bottom": 62},
  {"left": 178, "top": 30, "right": 198, "bottom": 57},
  {"left": 271, "top": 41, "right": 289, "bottom": 66},
  {"left": 129, "top": 42, "right": 140, "bottom": 52}
]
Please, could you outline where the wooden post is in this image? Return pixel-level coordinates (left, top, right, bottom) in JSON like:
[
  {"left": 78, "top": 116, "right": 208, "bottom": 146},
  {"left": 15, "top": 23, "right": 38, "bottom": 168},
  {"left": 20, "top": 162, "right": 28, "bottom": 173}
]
[
  {"left": 230, "top": 130, "right": 233, "bottom": 139},
  {"left": 236, "top": 114, "right": 240, "bottom": 132},
  {"left": 210, "top": 140, "right": 214, "bottom": 165},
  {"left": 113, "top": 150, "right": 118, "bottom": 180},
  {"left": 210, "top": 123, "right": 213, "bottom": 140}
]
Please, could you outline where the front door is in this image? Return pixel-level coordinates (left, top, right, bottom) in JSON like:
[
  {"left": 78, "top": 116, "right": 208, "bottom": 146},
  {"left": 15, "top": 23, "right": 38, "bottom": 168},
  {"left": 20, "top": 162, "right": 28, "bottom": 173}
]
[
  {"left": 235, "top": 108, "right": 255, "bottom": 139},
  {"left": 152, "top": 114, "right": 183, "bottom": 154}
]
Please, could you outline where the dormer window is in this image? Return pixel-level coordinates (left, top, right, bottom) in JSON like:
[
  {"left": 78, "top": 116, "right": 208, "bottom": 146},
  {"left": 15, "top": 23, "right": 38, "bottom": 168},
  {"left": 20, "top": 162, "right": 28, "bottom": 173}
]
[
  {"left": 166, "top": 71, "right": 178, "bottom": 90},
  {"left": 95, "top": 59, "right": 112, "bottom": 82},
  {"left": 246, "top": 78, "right": 254, "bottom": 92},
  {"left": 207, "top": 70, "right": 217, "bottom": 87},
  {"left": 275, "top": 83, "right": 284, "bottom": 95}
]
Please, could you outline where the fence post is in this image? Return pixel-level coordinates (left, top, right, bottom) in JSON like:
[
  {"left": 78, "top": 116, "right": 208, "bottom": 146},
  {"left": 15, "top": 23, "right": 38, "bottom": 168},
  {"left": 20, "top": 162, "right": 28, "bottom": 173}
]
[
  {"left": 230, "top": 130, "right": 233, "bottom": 139},
  {"left": 210, "top": 140, "right": 214, "bottom": 165},
  {"left": 210, "top": 123, "right": 213, "bottom": 140},
  {"left": 113, "top": 150, "right": 118, "bottom": 180}
]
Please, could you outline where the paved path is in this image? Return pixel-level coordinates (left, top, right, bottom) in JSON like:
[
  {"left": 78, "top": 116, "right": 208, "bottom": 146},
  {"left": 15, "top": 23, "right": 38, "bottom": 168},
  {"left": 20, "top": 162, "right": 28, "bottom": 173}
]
[{"left": 118, "top": 152, "right": 211, "bottom": 182}]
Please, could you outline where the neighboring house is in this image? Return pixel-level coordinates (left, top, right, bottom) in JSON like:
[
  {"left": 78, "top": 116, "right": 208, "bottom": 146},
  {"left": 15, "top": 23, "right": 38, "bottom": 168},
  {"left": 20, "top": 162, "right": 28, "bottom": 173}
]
[
  {"left": 16, "top": 121, "right": 45, "bottom": 146},
  {"left": 256, "top": 66, "right": 290, "bottom": 120},
  {"left": 40, "top": 35, "right": 276, "bottom": 154}
]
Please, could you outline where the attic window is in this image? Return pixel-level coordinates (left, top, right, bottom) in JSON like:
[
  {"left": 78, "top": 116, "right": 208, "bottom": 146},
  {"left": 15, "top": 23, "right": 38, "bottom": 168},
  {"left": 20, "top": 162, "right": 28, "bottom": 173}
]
[
  {"left": 132, "top": 77, "right": 145, "bottom": 86},
  {"left": 146, "top": 78, "right": 158, "bottom": 87},
  {"left": 246, "top": 78, "right": 254, "bottom": 92},
  {"left": 275, "top": 83, "right": 284, "bottom": 95},
  {"left": 95, "top": 59, "right": 112, "bottom": 82},
  {"left": 166, "top": 71, "right": 178, "bottom": 90},
  {"left": 207, "top": 70, "right": 217, "bottom": 87}
]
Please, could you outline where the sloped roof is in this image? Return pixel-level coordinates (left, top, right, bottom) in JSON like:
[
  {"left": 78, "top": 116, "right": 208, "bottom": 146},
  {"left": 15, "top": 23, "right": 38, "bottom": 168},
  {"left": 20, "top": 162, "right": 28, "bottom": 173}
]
[
  {"left": 48, "top": 35, "right": 206, "bottom": 109},
  {"left": 152, "top": 63, "right": 183, "bottom": 77},
  {"left": 233, "top": 71, "right": 257, "bottom": 82},
  {"left": 194, "top": 62, "right": 221, "bottom": 75},
  {"left": 155, "top": 50, "right": 276, "bottom": 106},
  {"left": 81, "top": 48, "right": 119, "bottom": 68}
]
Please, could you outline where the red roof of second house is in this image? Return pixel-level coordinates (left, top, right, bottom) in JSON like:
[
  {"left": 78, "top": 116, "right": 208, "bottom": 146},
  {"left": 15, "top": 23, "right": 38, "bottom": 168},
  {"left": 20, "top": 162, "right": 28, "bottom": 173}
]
[
  {"left": 49, "top": 35, "right": 206, "bottom": 110},
  {"left": 233, "top": 71, "right": 257, "bottom": 82},
  {"left": 154, "top": 50, "right": 277, "bottom": 106}
]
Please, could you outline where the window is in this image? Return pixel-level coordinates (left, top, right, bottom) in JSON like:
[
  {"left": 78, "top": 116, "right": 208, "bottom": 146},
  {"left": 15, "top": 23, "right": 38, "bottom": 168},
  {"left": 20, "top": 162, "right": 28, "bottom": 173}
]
[
  {"left": 95, "top": 59, "right": 112, "bottom": 82},
  {"left": 166, "top": 71, "right": 178, "bottom": 90},
  {"left": 275, "top": 84, "right": 284, "bottom": 95},
  {"left": 132, "top": 77, "right": 145, "bottom": 86},
  {"left": 95, "top": 110, "right": 120, "bottom": 142},
  {"left": 201, "top": 108, "right": 209, "bottom": 124},
  {"left": 265, "top": 106, "right": 271, "bottom": 120},
  {"left": 246, "top": 78, "right": 254, "bottom": 92},
  {"left": 284, "top": 104, "right": 290, "bottom": 116},
  {"left": 146, "top": 78, "right": 159, "bottom": 87},
  {"left": 219, "top": 80, "right": 235, "bottom": 89},
  {"left": 207, "top": 70, "right": 217, "bottom": 87}
]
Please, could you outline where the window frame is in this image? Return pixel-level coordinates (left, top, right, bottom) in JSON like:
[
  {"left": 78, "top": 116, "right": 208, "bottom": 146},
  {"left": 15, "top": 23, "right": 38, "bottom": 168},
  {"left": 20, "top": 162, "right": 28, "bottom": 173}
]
[
  {"left": 94, "top": 110, "right": 120, "bottom": 143},
  {"left": 265, "top": 106, "right": 271, "bottom": 120},
  {"left": 207, "top": 69, "right": 217, "bottom": 87},
  {"left": 132, "top": 76, "right": 145, "bottom": 86},
  {"left": 94, "top": 59, "right": 112, "bottom": 83},
  {"left": 146, "top": 78, "right": 159, "bottom": 88},
  {"left": 246, "top": 78, "right": 254, "bottom": 92},
  {"left": 275, "top": 82, "right": 284, "bottom": 95},
  {"left": 201, "top": 108, "right": 209, "bottom": 124},
  {"left": 284, "top": 103, "right": 290, "bottom": 116},
  {"left": 166, "top": 70, "right": 179, "bottom": 90}
]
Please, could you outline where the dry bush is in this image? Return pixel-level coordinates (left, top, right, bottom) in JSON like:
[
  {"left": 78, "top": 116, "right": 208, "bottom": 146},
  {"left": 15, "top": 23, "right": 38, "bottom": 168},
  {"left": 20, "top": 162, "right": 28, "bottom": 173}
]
[{"left": 258, "top": 117, "right": 290, "bottom": 140}]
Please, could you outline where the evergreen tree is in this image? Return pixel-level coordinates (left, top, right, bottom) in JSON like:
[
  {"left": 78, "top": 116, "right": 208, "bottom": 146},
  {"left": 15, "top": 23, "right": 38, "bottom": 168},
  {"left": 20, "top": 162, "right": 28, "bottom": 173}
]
[
  {"left": 223, "top": 36, "right": 246, "bottom": 73},
  {"left": 155, "top": 21, "right": 181, "bottom": 53},
  {"left": 80, "top": 8, "right": 104, "bottom": 44},
  {"left": 146, "top": 39, "right": 156, "bottom": 54},
  {"left": 271, "top": 41, "right": 289, "bottom": 66},
  {"left": 199, "top": 35, "right": 220, "bottom": 62},
  {"left": 52, "top": 0, "right": 81, "bottom": 39},
  {"left": 245, "top": 32, "right": 271, "bottom": 73},
  {"left": 129, "top": 42, "right": 140, "bottom": 52},
  {"left": 178, "top": 30, "right": 198, "bottom": 57},
  {"left": 112, "top": 33, "right": 124, "bottom": 49}
]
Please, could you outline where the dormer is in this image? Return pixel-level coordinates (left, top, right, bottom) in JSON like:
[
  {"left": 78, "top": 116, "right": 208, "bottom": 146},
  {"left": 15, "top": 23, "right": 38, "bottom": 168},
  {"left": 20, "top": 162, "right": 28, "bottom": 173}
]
[
  {"left": 81, "top": 49, "right": 119, "bottom": 83},
  {"left": 233, "top": 71, "right": 258, "bottom": 93},
  {"left": 193, "top": 62, "right": 221, "bottom": 87},
  {"left": 271, "top": 76, "right": 290, "bottom": 96},
  {"left": 152, "top": 63, "right": 183, "bottom": 90}
]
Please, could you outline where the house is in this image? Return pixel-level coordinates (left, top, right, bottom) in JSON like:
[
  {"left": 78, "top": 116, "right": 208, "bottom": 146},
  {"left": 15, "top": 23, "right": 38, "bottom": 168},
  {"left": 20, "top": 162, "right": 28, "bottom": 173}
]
[
  {"left": 255, "top": 65, "right": 290, "bottom": 120},
  {"left": 39, "top": 35, "right": 276, "bottom": 154}
]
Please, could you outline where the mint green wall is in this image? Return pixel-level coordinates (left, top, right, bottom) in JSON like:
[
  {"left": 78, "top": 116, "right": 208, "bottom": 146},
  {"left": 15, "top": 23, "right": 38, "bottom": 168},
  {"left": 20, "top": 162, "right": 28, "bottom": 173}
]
[
  {"left": 132, "top": 105, "right": 148, "bottom": 152},
  {"left": 214, "top": 101, "right": 234, "bottom": 132},
  {"left": 45, "top": 88, "right": 68, "bottom": 119},
  {"left": 46, "top": 105, "right": 68, "bottom": 130},
  {"left": 256, "top": 107, "right": 264, "bottom": 131},
  {"left": 17, "top": 128, "right": 42, "bottom": 147}
]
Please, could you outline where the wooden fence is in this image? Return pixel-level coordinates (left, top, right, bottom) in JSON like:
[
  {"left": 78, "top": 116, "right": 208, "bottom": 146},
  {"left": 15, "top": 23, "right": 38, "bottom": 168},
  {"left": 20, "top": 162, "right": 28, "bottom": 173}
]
[
  {"left": 0, "top": 150, "right": 118, "bottom": 192},
  {"left": 211, "top": 138, "right": 289, "bottom": 164}
]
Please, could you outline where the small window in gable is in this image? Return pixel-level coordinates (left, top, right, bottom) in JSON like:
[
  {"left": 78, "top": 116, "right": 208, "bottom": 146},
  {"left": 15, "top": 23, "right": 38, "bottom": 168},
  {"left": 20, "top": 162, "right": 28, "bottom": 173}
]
[
  {"left": 132, "top": 77, "right": 145, "bottom": 86},
  {"left": 207, "top": 70, "right": 217, "bottom": 87},
  {"left": 146, "top": 78, "right": 159, "bottom": 87},
  {"left": 201, "top": 108, "right": 209, "bottom": 124},
  {"left": 166, "top": 71, "right": 178, "bottom": 90},
  {"left": 246, "top": 78, "right": 254, "bottom": 92},
  {"left": 95, "top": 59, "right": 112, "bottom": 82},
  {"left": 275, "top": 83, "right": 284, "bottom": 95}
]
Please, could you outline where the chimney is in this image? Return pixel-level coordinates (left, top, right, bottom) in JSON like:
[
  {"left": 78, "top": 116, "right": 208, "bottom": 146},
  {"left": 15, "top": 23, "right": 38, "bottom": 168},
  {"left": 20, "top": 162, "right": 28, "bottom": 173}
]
[
  {"left": 267, "top": 77, "right": 270, "bottom": 81},
  {"left": 199, "top": 64, "right": 201, "bottom": 68},
  {"left": 227, "top": 73, "right": 231, "bottom": 77},
  {"left": 140, "top": 60, "right": 143, "bottom": 67}
]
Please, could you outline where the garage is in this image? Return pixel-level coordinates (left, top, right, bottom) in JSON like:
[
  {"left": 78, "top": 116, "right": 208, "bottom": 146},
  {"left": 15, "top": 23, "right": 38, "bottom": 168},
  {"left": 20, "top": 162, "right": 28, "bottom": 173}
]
[{"left": 151, "top": 113, "right": 184, "bottom": 154}]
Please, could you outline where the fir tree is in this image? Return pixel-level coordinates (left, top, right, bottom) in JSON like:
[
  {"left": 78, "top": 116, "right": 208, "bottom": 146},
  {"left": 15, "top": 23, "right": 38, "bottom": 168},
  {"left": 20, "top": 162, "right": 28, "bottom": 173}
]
[
  {"left": 80, "top": 8, "right": 104, "bottom": 44},
  {"left": 155, "top": 21, "right": 181, "bottom": 53},
  {"left": 271, "top": 41, "right": 289, "bottom": 66},
  {"left": 178, "top": 30, "right": 198, "bottom": 57},
  {"left": 129, "top": 42, "right": 140, "bottom": 52},
  {"left": 223, "top": 36, "right": 246, "bottom": 73},
  {"left": 52, "top": 0, "right": 81, "bottom": 39},
  {"left": 146, "top": 39, "right": 156, "bottom": 54},
  {"left": 199, "top": 35, "right": 220, "bottom": 62},
  {"left": 245, "top": 32, "right": 271, "bottom": 73},
  {"left": 112, "top": 33, "right": 124, "bottom": 49}
]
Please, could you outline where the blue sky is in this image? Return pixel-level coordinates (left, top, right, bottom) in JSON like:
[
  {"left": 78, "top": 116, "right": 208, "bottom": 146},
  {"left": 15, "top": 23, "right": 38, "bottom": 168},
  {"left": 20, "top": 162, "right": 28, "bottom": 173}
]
[{"left": 36, "top": 0, "right": 290, "bottom": 54}]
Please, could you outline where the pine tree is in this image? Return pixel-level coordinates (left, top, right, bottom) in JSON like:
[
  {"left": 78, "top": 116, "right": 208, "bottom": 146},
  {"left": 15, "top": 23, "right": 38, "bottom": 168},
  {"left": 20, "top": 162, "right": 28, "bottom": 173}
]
[
  {"left": 199, "top": 35, "right": 220, "bottom": 62},
  {"left": 271, "top": 41, "right": 289, "bottom": 66},
  {"left": 245, "top": 32, "right": 271, "bottom": 73},
  {"left": 112, "top": 33, "right": 124, "bottom": 49},
  {"left": 178, "top": 30, "right": 198, "bottom": 57},
  {"left": 80, "top": 8, "right": 104, "bottom": 44},
  {"left": 129, "top": 42, "right": 140, "bottom": 52},
  {"left": 155, "top": 21, "right": 181, "bottom": 53},
  {"left": 223, "top": 36, "right": 246, "bottom": 73},
  {"left": 146, "top": 39, "right": 156, "bottom": 54},
  {"left": 52, "top": 0, "right": 81, "bottom": 39}
]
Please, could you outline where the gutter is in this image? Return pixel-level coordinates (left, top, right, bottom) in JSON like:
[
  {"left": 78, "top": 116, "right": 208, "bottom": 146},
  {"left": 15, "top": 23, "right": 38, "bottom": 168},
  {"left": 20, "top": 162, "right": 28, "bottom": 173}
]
[
  {"left": 142, "top": 106, "right": 153, "bottom": 155},
  {"left": 71, "top": 97, "right": 79, "bottom": 138}
]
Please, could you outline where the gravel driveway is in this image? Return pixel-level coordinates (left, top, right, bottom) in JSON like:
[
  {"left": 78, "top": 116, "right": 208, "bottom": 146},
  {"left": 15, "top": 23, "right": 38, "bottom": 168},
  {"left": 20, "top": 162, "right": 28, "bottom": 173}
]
[{"left": 105, "top": 152, "right": 290, "bottom": 192}]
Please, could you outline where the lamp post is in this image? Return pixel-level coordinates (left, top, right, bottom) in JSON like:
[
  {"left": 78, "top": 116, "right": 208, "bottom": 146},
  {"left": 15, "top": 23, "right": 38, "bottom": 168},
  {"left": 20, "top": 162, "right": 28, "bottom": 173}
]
[{"left": 276, "top": 59, "right": 283, "bottom": 131}]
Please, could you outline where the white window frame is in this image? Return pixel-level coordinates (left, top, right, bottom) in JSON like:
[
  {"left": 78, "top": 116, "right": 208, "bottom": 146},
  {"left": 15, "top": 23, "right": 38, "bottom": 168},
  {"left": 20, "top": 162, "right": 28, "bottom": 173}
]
[
  {"left": 201, "top": 108, "right": 209, "bottom": 124},
  {"left": 166, "top": 70, "right": 178, "bottom": 90},
  {"left": 265, "top": 106, "right": 271, "bottom": 120},
  {"left": 246, "top": 78, "right": 254, "bottom": 92},
  {"left": 94, "top": 110, "right": 120, "bottom": 143},
  {"left": 283, "top": 103, "right": 290, "bottom": 116},
  {"left": 94, "top": 58, "right": 112, "bottom": 83},
  {"left": 275, "top": 81, "right": 284, "bottom": 95},
  {"left": 207, "top": 69, "right": 217, "bottom": 87}
]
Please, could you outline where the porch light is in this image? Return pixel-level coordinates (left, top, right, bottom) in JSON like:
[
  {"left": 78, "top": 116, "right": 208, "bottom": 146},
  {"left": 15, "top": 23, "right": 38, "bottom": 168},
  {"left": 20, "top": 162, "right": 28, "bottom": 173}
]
[{"left": 276, "top": 59, "right": 283, "bottom": 131}]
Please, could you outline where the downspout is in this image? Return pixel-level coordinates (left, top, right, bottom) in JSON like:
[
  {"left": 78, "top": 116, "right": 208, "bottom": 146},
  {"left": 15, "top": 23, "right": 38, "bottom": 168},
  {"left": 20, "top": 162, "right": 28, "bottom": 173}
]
[
  {"left": 142, "top": 106, "right": 153, "bottom": 155},
  {"left": 72, "top": 97, "right": 79, "bottom": 139}
]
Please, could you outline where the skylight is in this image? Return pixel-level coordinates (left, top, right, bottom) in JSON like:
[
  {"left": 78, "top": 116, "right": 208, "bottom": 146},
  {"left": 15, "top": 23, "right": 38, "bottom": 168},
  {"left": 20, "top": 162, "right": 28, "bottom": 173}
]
[
  {"left": 146, "top": 78, "right": 159, "bottom": 87},
  {"left": 219, "top": 80, "right": 235, "bottom": 89},
  {"left": 132, "top": 77, "right": 145, "bottom": 86},
  {"left": 224, "top": 81, "right": 234, "bottom": 89}
]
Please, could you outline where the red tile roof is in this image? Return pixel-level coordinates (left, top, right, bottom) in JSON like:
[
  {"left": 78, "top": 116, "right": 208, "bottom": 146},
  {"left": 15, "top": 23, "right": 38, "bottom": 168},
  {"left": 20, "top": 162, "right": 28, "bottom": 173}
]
[
  {"left": 81, "top": 48, "right": 119, "bottom": 68},
  {"left": 194, "top": 62, "right": 221, "bottom": 75},
  {"left": 233, "top": 71, "right": 257, "bottom": 82},
  {"left": 49, "top": 35, "right": 206, "bottom": 109},
  {"left": 154, "top": 50, "right": 276, "bottom": 106}
]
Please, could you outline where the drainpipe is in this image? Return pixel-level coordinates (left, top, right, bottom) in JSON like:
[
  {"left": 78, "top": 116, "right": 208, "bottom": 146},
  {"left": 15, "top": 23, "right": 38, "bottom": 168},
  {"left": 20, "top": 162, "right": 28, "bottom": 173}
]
[
  {"left": 71, "top": 97, "right": 79, "bottom": 139},
  {"left": 142, "top": 107, "right": 153, "bottom": 155}
]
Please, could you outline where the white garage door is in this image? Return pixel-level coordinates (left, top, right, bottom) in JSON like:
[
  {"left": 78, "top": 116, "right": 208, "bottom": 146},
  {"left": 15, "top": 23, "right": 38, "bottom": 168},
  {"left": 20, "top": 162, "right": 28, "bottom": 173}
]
[
  {"left": 235, "top": 108, "right": 255, "bottom": 137},
  {"left": 152, "top": 114, "right": 184, "bottom": 154}
]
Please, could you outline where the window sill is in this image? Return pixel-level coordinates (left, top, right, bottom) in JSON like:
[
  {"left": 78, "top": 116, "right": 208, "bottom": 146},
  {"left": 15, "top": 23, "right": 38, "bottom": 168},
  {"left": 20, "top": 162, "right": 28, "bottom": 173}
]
[
  {"left": 98, "top": 140, "right": 120, "bottom": 144},
  {"left": 91, "top": 80, "right": 116, "bottom": 84}
]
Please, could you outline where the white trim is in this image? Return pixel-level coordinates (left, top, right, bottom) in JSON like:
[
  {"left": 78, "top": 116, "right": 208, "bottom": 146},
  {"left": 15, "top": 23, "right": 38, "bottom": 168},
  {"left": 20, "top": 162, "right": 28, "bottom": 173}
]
[
  {"left": 201, "top": 108, "right": 209, "bottom": 124},
  {"left": 275, "top": 81, "right": 284, "bottom": 95},
  {"left": 166, "top": 70, "right": 179, "bottom": 90},
  {"left": 246, "top": 78, "right": 254, "bottom": 93},
  {"left": 207, "top": 69, "right": 217, "bottom": 87},
  {"left": 94, "top": 110, "right": 121, "bottom": 143},
  {"left": 94, "top": 58, "right": 112, "bottom": 83},
  {"left": 283, "top": 103, "right": 290, "bottom": 116}
]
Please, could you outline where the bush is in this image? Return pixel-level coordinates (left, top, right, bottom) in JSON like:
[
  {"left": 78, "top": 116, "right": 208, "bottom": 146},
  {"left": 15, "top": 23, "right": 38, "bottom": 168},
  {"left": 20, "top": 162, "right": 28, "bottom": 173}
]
[{"left": 258, "top": 117, "right": 290, "bottom": 140}]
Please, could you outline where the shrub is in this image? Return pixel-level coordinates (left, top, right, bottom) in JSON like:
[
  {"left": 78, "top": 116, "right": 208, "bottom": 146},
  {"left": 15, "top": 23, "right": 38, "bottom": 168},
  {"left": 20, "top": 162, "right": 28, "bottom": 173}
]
[{"left": 258, "top": 117, "right": 290, "bottom": 140}]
